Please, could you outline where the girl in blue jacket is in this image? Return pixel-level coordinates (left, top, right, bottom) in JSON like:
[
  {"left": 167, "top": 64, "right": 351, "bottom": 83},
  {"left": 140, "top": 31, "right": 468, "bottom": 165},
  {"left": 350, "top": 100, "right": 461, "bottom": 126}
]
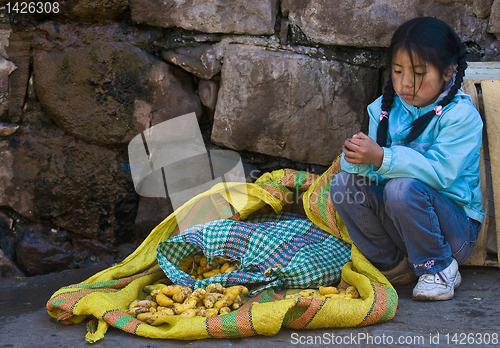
[{"left": 330, "top": 17, "right": 484, "bottom": 301}]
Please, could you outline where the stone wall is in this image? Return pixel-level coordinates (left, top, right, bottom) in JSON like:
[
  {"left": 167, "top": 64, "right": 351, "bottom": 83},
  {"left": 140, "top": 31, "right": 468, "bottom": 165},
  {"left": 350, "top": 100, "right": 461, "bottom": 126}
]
[{"left": 0, "top": 0, "right": 499, "bottom": 276}]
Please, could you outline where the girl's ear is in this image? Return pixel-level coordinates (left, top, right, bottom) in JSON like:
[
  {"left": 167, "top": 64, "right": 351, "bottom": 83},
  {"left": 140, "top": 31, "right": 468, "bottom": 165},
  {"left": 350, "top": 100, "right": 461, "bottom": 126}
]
[{"left": 444, "top": 63, "right": 455, "bottom": 82}]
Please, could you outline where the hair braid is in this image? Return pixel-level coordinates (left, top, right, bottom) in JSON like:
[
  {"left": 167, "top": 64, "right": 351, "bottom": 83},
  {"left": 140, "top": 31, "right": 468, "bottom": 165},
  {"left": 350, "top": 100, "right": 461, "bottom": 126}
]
[
  {"left": 404, "top": 43, "right": 467, "bottom": 144},
  {"left": 441, "top": 46, "right": 467, "bottom": 107},
  {"left": 376, "top": 75, "right": 395, "bottom": 147}
]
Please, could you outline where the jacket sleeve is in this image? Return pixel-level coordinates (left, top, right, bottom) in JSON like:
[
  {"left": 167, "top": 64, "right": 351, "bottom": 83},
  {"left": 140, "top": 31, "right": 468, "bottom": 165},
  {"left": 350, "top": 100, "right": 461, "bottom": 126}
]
[
  {"left": 340, "top": 97, "right": 389, "bottom": 185},
  {"left": 374, "top": 100, "right": 483, "bottom": 190}
]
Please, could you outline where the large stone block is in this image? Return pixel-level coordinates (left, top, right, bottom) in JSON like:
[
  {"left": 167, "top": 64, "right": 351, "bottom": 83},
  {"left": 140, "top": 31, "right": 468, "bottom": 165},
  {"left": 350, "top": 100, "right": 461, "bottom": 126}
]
[
  {"left": 33, "top": 23, "right": 202, "bottom": 146},
  {"left": 0, "top": 57, "right": 17, "bottom": 119},
  {"left": 62, "top": 0, "right": 129, "bottom": 21},
  {"left": 418, "top": 2, "right": 488, "bottom": 45},
  {"left": 4, "top": 28, "right": 32, "bottom": 122},
  {"left": 211, "top": 45, "right": 379, "bottom": 166},
  {"left": 130, "top": 0, "right": 279, "bottom": 35},
  {"left": 285, "top": 0, "right": 485, "bottom": 48},
  {"left": 161, "top": 44, "right": 222, "bottom": 80},
  {"left": 284, "top": 0, "right": 418, "bottom": 47},
  {"left": 474, "top": 0, "right": 494, "bottom": 18},
  {"left": 0, "top": 126, "right": 138, "bottom": 243},
  {"left": 489, "top": 0, "right": 500, "bottom": 36}
]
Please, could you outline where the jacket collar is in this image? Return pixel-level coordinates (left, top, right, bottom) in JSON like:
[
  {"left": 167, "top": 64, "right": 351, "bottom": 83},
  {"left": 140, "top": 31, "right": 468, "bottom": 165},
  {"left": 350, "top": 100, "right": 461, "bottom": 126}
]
[{"left": 396, "top": 80, "right": 469, "bottom": 117}]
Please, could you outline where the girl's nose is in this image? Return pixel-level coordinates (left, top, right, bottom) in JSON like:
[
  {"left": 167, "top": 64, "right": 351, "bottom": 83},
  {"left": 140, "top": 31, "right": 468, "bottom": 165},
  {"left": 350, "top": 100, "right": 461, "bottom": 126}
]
[{"left": 402, "top": 72, "right": 414, "bottom": 88}]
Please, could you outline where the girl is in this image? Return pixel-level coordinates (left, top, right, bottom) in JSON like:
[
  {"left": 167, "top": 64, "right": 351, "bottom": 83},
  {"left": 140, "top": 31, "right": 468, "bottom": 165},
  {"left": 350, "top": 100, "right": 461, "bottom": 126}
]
[{"left": 330, "top": 17, "right": 484, "bottom": 301}]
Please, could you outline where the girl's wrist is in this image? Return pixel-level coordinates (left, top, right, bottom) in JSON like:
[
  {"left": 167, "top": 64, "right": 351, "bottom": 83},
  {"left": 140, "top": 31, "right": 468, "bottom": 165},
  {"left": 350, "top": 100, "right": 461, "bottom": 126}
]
[{"left": 374, "top": 148, "right": 384, "bottom": 168}]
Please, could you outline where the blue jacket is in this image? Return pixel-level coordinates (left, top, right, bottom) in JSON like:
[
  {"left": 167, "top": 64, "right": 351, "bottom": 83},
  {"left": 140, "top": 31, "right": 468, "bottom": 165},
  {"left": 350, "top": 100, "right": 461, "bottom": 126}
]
[{"left": 341, "top": 92, "right": 485, "bottom": 223}]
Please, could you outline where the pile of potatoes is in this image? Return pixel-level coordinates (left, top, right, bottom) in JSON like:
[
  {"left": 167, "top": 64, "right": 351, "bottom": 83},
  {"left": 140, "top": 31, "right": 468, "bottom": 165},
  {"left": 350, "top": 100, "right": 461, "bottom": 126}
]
[
  {"left": 177, "top": 253, "right": 240, "bottom": 280},
  {"left": 127, "top": 283, "right": 248, "bottom": 324},
  {"left": 285, "top": 285, "right": 360, "bottom": 300}
]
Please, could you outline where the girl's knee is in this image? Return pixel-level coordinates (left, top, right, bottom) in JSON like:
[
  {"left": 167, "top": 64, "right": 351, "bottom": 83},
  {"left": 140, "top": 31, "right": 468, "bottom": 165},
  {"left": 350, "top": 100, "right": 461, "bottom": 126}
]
[{"left": 383, "top": 177, "right": 423, "bottom": 205}]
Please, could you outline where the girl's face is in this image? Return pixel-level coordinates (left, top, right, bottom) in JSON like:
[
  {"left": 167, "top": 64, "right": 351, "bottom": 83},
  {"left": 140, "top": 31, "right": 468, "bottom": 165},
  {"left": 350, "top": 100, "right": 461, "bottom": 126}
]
[{"left": 391, "top": 48, "right": 453, "bottom": 108}]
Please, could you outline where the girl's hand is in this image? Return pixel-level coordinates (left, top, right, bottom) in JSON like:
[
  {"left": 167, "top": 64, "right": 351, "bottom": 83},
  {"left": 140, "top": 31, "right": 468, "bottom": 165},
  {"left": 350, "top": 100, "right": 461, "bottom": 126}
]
[{"left": 342, "top": 132, "right": 384, "bottom": 167}]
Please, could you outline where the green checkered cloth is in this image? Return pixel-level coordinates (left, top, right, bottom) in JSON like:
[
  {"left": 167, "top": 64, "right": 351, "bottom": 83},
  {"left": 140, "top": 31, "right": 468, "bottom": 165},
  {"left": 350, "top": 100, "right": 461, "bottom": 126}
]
[{"left": 156, "top": 212, "right": 351, "bottom": 291}]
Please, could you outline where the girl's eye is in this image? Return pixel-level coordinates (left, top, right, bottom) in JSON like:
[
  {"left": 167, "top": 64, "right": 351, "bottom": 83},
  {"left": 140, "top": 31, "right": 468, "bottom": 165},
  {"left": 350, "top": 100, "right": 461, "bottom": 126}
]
[
  {"left": 415, "top": 72, "right": 426, "bottom": 76},
  {"left": 393, "top": 70, "right": 402, "bottom": 74}
]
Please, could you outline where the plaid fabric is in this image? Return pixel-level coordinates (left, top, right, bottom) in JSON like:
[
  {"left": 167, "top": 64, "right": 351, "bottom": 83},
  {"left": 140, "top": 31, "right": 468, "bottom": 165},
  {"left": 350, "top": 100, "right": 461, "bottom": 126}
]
[{"left": 156, "top": 211, "right": 351, "bottom": 291}]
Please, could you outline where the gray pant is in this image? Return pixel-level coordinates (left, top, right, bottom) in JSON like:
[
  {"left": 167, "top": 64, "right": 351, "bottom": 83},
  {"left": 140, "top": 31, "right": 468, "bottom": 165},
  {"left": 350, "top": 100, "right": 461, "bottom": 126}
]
[{"left": 330, "top": 171, "right": 480, "bottom": 276}]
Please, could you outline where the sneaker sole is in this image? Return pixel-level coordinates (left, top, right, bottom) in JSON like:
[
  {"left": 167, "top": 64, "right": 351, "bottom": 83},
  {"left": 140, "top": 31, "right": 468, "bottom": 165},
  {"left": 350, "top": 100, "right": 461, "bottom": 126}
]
[{"left": 412, "top": 271, "right": 462, "bottom": 301}]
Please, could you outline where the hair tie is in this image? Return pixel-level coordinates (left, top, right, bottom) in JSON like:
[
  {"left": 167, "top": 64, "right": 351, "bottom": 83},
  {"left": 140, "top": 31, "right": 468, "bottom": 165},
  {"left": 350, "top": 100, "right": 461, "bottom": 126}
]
[
  {"left": 379, "top": 111, "right": 389, "bottom": 121},
  {"left": 434, "top": 105, "right": 443, "bottom": 116}
]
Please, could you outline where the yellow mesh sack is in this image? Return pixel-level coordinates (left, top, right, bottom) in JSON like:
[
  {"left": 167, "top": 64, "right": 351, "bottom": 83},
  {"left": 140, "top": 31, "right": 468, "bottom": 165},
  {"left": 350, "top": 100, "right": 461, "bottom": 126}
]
[{"left": 46, "top": 157, "right": 397, "bottom": 343}]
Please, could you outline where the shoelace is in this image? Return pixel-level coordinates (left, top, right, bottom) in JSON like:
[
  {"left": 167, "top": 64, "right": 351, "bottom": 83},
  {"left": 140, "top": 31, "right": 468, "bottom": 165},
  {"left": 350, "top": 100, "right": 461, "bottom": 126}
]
[
  {"left": 437, "top": 271, "right": 449, "bottom": 284},
  {"left": 421, "top": 271, "right": 450, "bottom": 285}
]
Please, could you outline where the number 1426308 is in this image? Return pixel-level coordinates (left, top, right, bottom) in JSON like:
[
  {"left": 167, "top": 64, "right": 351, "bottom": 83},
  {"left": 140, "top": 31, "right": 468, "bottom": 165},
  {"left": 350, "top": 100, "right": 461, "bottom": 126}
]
[
  {"left": 445, "top": 332, "right": 498, "bottom": 345},
  {"left": 6, "top": 2, "right": 60, "bottom": 14}
]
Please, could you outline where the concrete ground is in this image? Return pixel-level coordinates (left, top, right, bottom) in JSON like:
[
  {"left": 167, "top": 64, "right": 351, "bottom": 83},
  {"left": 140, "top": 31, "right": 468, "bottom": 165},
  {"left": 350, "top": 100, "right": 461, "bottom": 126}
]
[{"left": 1, "top": 265, "right": 500, "bottom": 348}]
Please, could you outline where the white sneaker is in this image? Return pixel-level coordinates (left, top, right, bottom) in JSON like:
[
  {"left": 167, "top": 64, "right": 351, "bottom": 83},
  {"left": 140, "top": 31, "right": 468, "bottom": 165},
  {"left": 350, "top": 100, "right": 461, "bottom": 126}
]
[{"left": 412, "top": 259, "right": 461, "bottom": 301}]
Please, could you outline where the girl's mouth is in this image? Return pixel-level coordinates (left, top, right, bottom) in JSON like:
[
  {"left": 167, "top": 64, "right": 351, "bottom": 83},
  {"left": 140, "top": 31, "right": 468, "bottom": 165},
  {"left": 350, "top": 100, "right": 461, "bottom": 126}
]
[{"left": 400, "top": 93, "right": 415, "bottom": 100}]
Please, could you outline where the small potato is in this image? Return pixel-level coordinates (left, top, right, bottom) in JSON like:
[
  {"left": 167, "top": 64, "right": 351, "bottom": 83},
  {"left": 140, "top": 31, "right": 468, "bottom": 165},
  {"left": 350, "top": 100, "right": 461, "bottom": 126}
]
[
  {"left": 319, "top": 286, "right": 339, "bottom": 295},
  {"left": 194, "top": 254, "right": 203, "bottom": 263},
  {"left": 173, "top": 289, "right": 192, "bottom": 303},
  {"left": 203, "top": 269, "right": 221, "bottom": 278},
  {"left": 204, "top": 293, "right": 224, "bottom": 309},
  {"left": 223, "top": 286, "right": 248, "bottom": 295},
  {"left": 128, "top": 300, "right": 139, "bottom": 310},
  {"left": 137, "top": 300, "right": 151, "bottom": 308},
  {"left": 205, "top": 283, "right": 224, "bottom": 294},
  {"left": 232, "top": 295, "right": 244, "bottom": 310},
  {"left": 299, "top": 289, "right": 317, "bottom": 298},
  {"left": 174, "top": 299, "right": 197, "bottom": 314},
  {"left": 212, "top": 255, "right": 228, "bottom": 265},
  {"left": 180, "top": 308, "right": 197, "bottom": 317},
  {"left": 196, "top": 308, "right": 218, "bottom": 317},
  {"left": 156, "top": 292, "right": 174, "bottom": 307},
  {"left": 224, "top": 266, "right": 238, "bottom": 274},
  {"left": 219, "top": 306, "right": 231, "bottom": 315},
  {"left": 220, "top": 262, "right": 231, "bottom": 273},
  {"left": 199, "top": 256, "right": 208, "bottom": 268},
  {"left": 157, "top": 307, "right": 175, "bottom": 316},
  {"left": 161, "top": 285, "right": 184, "bottom": 296}
]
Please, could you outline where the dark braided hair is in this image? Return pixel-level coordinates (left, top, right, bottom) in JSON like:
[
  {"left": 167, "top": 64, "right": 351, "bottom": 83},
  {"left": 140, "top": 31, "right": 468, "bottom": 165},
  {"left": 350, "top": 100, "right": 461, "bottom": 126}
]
[{"left": 377, "top": 17, "right": 468, "bottom": 147}]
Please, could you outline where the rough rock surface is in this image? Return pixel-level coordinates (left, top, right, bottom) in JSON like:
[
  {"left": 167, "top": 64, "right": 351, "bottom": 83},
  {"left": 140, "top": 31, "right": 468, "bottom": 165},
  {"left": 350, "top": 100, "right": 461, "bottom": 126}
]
[
  {"left": 284, "top": 0, "right": 489, "bottom": 48},
  {"left": 4, "top": 28, "right": 32, "bottom": 122},
  {"left": 134, "top": 197, "right": 173, "bottom": 238},
  {"left": 130, "top": 0, "right": 279, "bottom": 35},
  {"left": 211, "top": 45, "right": 379, "bottom": 166},
  {"left": 0, "top": 124, "right": 138, "bottom": 243},
  {"left": 0, "top": 123, "right": 19, "bottom": 136},
  {"left": 474, "top": 0, "right": 494, "bottom": 18},
  {"left": 33, "top": 23, "right": 202, "bottom": 146},
  {"left": 161, "top": 44, "right": 222, "bottom": 80},
  {"left": 16, "top": 227, "right": 74, "bottom": 276},
  {"left": 284, "top": 0, "right": 418, "bottom": 47},
  {"left": 489, "top": 0, "right": 500, "bottom": 36},
  {"left": 198, "top": 79, "right": 219, "bottom": 111},
  {"left": 0, "top": 249, "right": 21, "bottom": 278},
  {"left": 62, "top": 0, "right": 129, "bottom": 22},
  {"left": 0, "top": 57, "right": 17, "bottom": 119}
]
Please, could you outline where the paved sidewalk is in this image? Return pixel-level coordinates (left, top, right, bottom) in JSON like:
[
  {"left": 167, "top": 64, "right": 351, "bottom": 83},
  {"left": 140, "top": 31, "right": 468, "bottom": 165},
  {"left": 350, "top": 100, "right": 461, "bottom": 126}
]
[{"left": 1, "top": 265, "right": 499, "bottom": 347}]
